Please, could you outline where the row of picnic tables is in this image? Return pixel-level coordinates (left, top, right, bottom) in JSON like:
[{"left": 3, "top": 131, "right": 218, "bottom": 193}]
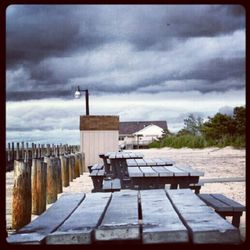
[
  {"left": 7, "top": 188, "right": 242, "bottom": 244},
  {"left": 90, "top": 151, "right": 204, "bottom": 191}
]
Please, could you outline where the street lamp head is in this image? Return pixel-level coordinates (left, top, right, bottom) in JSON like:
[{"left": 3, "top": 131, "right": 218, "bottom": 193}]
[{"left": 74, "top": 90, "right": 81, "bottom": 99}]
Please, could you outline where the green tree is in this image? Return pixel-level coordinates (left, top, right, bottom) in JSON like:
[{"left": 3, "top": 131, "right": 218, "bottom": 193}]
[
  {"left": 202, "top": 113, "right": 236, "bottom": 140},
  {"left": 233, "top": 106, "right": 245, "bottom": 136},
  {"left": 182, "top": 114, "right": 203, "bottom": 136}
]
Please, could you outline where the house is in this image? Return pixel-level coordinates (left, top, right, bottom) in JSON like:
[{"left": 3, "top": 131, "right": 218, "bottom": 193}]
[{"left": 119, "top": 121, "right": 168, "bottom": 149}]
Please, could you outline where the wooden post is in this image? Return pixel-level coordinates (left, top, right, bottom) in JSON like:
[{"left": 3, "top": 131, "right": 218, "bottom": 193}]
[
  {"left": 16, "top": 142, "right": 20, "bottom": 161},
  {"left": 31, "top": 158, "right": 47, "bottom": 215},
  {"left": 74, "top": 153, "right": 80, "bottom": 178},
  {"left": 21, "top": 141, "right": 25, "bottom": 160},
  {"left": 60, "top": 155, "right": 69, "bottom": 187},
  {"left": 12, "top": 155, "right": 31, "bottom": 230},
  {"left": 68, "top": 155, "right": 75, "bottom": 181},
  {"left": 12, "top": 142, "right": 15, "bottom": 163},
  {"left": 56, "top": 157, "right": 63, "bottom": 194},
  {"left": 44, "top": 156, "right": 57, "bottom": 204}
]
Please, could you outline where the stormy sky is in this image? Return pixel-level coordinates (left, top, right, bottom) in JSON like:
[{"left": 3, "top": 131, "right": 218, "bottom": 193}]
[{"left": 6, "top": 4, "right": 245, "bottom": 144}]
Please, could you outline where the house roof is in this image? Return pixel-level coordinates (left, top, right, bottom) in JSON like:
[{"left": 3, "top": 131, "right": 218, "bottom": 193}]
[{"left": 119, "top": 121, "right": 168, "bottom": 134}]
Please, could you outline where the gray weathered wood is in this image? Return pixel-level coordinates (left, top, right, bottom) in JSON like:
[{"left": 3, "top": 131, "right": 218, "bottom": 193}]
[
  {"left": 126, "top": 159, "right": 138, "bottom": 167},
  {"left": 164, "top": 166, "right": 188, "bottom": 176},
  {"left": 140, "top": 167, "right": 158, "bottom": 177},
  {"left": 7, "top": 193, "right": 85, "bottom": 244},
  {"left": 46, "top": 193, "right": 111, "bottom": 244},
  {"left": 166, "top": 189, "right": 241, "bottom": 244},
  {"left": 159, "top": 158, "right": 175, "bottom": 165},
  {"left": 135, "top": 158, "right": 147, "bottom": 166},
  {"left": 95, "top": 190, "right": 140, "bottom": 241},
  {"left": 211, "top": 194, "right": 245, "bottom": 212},
  {"left": 176, "top": 165, "right": 204, "bottom": 176},
  {"left": 140, "top": 189, "right": 188, "bottom": 244},
  {"left": 151, "top": 166, "right": 173, "bottom": 176},
  {"left": 128, "top": 167, "right": 143, "bottom": 177},
  {"left": 143, "top": 158, "right": 157, "bottom": 166}
]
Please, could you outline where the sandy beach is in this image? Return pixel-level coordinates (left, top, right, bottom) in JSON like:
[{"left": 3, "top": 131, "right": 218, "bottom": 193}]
[{"left": 6, "top": 146, "right": 246, "bottom": 240}]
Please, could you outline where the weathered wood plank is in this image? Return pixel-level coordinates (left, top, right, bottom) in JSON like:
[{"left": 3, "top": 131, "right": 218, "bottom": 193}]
[
  {"left": 158, "top": 158, "right": 175, "bottom": 165},
  {"left": 97, "top": 169, "right": 105, "bottom": 176},
  {"left": 128, "top": 167, "right": 143, "bottom": 177},
  {"left": 164, "top": 166, "right": 188, "bottom": 176},
  {"left": 46, "top": 193, "right": 111, "bottom": 244},
  {"left": 140, "top": 167, "right": 158, "bottom": 177},
  {"left": 198, "top": 194, "right": 231, "bottom": 212},
  {"left": 112, "top": 178, "right": 121, "bottom": 190},
  {"left": 166, "top": 189, "right": 241, "bottom": 244},
  {"left": 143, "top": 158, "right": 157, "bottom": 166},
  {"left": 176, "top": 165, "right": 204, "bottom": 177},
  {"left": 7, "top": 193, "right": 85, "bottom": 244},
  {"left": 140, "top": 189, "right": 188, "bottom": 244},
  {"left": 135, "top": 158, "right": 147, "bottom": 166},
  {"left": 151, "top": 166, "right": 173, "bottom": 176},
  {"left": 95, "top": 190, "right": 140, "bottom": 241},
  {"left": 126, "top": 159, "right": 138, "bottom": 167},
  {"left": 152, "top": 158, "right": 166, "bottom": 165},
  {"left": 102, "top": 179, "right": 112, "bottom": 190},
  {"left": 89, "top": 169, "right": 98, "bottom": 176}
]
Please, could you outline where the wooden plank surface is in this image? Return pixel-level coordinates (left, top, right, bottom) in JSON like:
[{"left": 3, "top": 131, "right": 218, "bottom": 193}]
[
  {"left": 164, "top": 166, "right": 188, "bottom": 176},
  {"left": 151, "top": 166, "right": 174, "bottom": 176},
  {"left": 140, "top": 167, "right": 158, "bottom": 177},
  {"left": 166, "top": 189, "right": 241, "bottom": 244},
  {"left": 176, "top": 165, "right": 204, "bottom": 176},
  {"left": 140, "top": 189, "right": 188, "bottom": 244},
  {"left": 159, "top": 158, "right": 175, "bottom": 165},
  {"left": 143, "top": 158, "right": 157, "bottom": 166},
  {"left": 152, "top": 158, "right": 166, "bottom": 165},
  {"left": 128, "top": 167, "right": 143, "bottom": 177},
  {"left": 126, "top": 159, "right": 138, "bottom": 167},
  {"left": 7, "top": 193, "right": 85, "bottom": 244},
  {"left": 46, "top": 193, "right": 111, "bottom": 244},
  {"left": 95, "top": 190, "right": 140, "bottom": 241},
  {"left": 135, "top": 158, "right": 147, "bottom": 166},
  {"left": 198, "top": 194, "right": 231, "bottom": 212}
]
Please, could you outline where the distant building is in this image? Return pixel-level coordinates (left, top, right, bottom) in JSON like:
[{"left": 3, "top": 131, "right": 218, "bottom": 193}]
[{"left": 119, "top": 121, "right": 168, "bottom": 149}]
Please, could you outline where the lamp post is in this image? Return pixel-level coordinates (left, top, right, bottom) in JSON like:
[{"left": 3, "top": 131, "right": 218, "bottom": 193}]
[{"left": 74, "top": 86, "right": 89, "bottom": 115}]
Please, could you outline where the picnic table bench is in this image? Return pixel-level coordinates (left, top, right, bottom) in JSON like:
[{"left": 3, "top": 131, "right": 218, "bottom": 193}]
[{"left": 7, "top": 189, "right": 242, "bottom": 245}]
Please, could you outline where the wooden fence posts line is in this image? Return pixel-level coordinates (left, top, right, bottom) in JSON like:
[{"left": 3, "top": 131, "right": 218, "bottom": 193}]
[{"left": 9, "top": 142, "right": 84, "bottom": 230}]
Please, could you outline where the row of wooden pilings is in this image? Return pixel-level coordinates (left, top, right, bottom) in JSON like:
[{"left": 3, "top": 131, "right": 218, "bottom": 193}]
[{"left": 10, "top": 142, "right": 85, "bottom": 230}]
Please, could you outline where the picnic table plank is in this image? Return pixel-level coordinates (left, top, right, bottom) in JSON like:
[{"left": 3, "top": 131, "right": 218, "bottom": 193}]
[
  {"left": 158, "top": 158, "right": 176, "bottom": 165},
  {"left": 176, "top": 165, "right": 204, "bottom": 177},
  {"left": 151, "top": 166, "right": 174, "bottom": 176},
  {"left": 135, "top": 158, "right": 147, "bottom": 166},
  {"left": 126, "top": 159, "right": 138, "bottom": 167},
  {"left": 95, "top": 190, "right": 140, "bottom": 241},
  {"left": 164, "top": 166, "right": 188, "bottom": 176},
  {"left": 97, "top": 169, "right": 105, "bottom": 176},
  {"left": 143, "top": 158, "right": 157, "bottom": 166},
  {"left": 7, "top": 193, "right": 85, "bottom": 244},
  {"left": 139, "top": 167, "right": 158, "bottom": 177},
  {"left": 46, "top": 193, "right": 112, "bottom": 244},
  {"left": 128, "top": 167, "right": 143, "bottom": 177},
  {"left": 140, "top": 189, "right": 188, "bottom": 244},
  {"left": 166, "top": 189, "right": 241, "bottom": 244},
  {"left": 152, "top": 158, "right": 166, "bottom": 165}
]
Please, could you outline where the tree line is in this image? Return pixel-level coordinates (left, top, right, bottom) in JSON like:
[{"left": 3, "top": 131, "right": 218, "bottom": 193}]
[{"left": 150, "top": 106, "right": 245, "bottom": 149}]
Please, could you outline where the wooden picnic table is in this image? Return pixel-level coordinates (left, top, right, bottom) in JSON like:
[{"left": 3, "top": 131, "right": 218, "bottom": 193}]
[
  {"left": 128, "top": 164, "right": 204, "bottom": 189},
  {"left": 99, "top": 151, "right": 144, "bottom": 181},
  {"left": 7, "top": 189, "right": 242, "bottom": 245}
]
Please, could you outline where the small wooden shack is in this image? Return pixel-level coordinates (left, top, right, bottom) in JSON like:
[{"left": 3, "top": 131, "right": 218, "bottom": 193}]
[{"left": 79, "top": 115, "right": 119, "bottom": 171}]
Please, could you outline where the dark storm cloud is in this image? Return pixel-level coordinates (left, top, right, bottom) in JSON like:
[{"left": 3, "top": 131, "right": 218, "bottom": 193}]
[{"left": 6, "top": 4, "right": 245, "bottom": 101}]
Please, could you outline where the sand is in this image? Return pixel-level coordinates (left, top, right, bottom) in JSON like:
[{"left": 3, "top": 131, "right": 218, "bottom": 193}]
[{"left": 6, "top": 146, "right": 246, "bottom": 240}]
